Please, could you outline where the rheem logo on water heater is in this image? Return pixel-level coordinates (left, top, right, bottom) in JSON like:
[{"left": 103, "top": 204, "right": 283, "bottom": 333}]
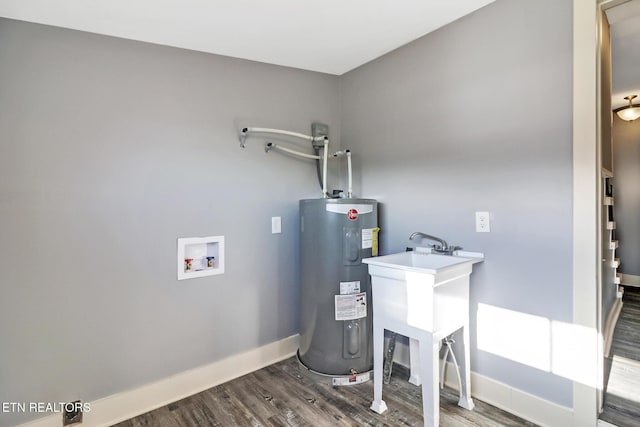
[{"left": 347, "top": 209, "right": 358, "bottom": 221}]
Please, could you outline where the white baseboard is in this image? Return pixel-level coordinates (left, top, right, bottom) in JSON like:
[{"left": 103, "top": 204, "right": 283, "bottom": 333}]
[
  {"left": 18, "top": 335, "right": 299, "bottom": 427},
  {"left": 603, "top": 299, "right": 623, "bottom": 358}
]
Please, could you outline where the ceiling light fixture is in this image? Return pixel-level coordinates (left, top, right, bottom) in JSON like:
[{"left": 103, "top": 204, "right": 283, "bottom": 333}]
[{"left": 614, "top": 95, "right": 640, "bottom": 121}]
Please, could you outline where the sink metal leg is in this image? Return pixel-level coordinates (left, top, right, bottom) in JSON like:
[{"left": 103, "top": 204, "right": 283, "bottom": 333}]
[
  {"left": 370, "top": 318, "right": 388, "bottom": 414},
  {"left": 383, "top": 332, "right": 397, "bottom": 384}
]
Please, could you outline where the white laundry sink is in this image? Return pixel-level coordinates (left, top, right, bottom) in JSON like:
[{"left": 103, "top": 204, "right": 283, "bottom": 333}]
[
  {"left": 363, "top": 251, "right": 480, "bottom": 332},
  {"left": 364, "top": 250, "right": 483, "bottom": 425}
]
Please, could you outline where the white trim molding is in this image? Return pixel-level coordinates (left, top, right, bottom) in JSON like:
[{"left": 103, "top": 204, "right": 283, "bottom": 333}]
[
  {"left": 573, "top": 0, "right": 601, "bottom": 425},
  {"left": 18, "top": 335, "right": 299, "bottom": 427},
  {"left": 603, "top": 299, "right": 623, "bottom": 357}
]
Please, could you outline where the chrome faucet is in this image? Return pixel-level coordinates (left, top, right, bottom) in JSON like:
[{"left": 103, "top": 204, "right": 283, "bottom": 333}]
[{"left": 409, "top": 232, "right": 461, "bottom": 255}]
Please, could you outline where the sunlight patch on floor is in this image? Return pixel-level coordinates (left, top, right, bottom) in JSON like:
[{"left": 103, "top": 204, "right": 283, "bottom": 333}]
[{"left": 606, "top": 354, "right": 640, "bottom": 404}]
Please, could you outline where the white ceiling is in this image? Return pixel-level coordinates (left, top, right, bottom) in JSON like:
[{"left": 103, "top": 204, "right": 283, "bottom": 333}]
[
  {"left": 606, "top": 0, "right": 640, "bottom": 109},
  {"left": 0, "top": 0, "right": 496, "bottom": 75}
]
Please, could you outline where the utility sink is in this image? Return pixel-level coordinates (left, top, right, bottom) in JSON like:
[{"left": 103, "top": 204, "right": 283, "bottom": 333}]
[
  {"left": 363, "top": 251, "right": 480, "bottom": 330},
  {"left": 363, "top": 250, "right": 483, "bottom": 288},
  {"left": 364, "top": 249, "right": 483, "bottom": 426}
]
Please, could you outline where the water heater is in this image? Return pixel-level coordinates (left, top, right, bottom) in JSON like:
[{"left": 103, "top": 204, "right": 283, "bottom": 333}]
[{"left": 298, "top": 198, "right": 378, "bottom": 384}]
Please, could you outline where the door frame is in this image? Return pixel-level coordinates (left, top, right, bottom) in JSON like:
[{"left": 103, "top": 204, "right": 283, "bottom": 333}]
[{"left": 572, "top": 0, "right": 629, "bottom": 425}]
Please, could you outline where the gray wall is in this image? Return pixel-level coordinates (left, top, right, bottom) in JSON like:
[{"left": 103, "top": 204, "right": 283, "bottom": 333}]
[
  {"left": 613, "top": 116, "right": 640, "bottom": 275},
  {"left": 0, "top": 18, "right": 339, "bottom": 426},
  {"left": 340, "top": 0, "right": 574, "bottom": 407}
]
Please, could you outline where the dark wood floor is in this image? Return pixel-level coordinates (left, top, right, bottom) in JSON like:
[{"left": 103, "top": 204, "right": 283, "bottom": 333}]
[
  {"left": 114, "top": 358, "right": 536, "bottom": 427},
  {"left": 600, "top": 286, "right": 640, "bottom": 427}
]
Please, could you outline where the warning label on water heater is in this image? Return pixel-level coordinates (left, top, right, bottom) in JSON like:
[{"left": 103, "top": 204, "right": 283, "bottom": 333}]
[
  {"left": 335, "top": 292, "right": 367, "bottom": 321},
  {"left": 340, "top": 280, "right": 360, "bottom": 295}
]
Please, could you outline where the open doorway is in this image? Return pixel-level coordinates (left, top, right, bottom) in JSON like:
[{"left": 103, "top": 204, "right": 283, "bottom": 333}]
[{"left": 599, "top": 0, "right": 640, "bottom": 425}]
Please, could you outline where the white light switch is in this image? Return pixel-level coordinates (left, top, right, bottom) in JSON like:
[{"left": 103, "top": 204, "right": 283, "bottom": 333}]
[
  {"left": 475, "top": 211, "right": 490, "bottom": 233},
  {"left": 271, "top": 216, "right": 281, "bottom": 234}
]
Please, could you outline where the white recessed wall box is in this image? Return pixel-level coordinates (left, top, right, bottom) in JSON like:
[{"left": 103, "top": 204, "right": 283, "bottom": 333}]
[{"left": 177, "top": 236, "right": 225, "bottom": 280}]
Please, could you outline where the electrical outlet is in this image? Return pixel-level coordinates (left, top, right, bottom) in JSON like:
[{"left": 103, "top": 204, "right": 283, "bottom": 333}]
[
  {"left": 271, "top": 216, "right": 281, "bottom": 234},
  {"left": 475, "top": 211, "right": 491, "bottom": 233},
  {"left": 62, "top": 401, "right": 83, "bottom": 426}
]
